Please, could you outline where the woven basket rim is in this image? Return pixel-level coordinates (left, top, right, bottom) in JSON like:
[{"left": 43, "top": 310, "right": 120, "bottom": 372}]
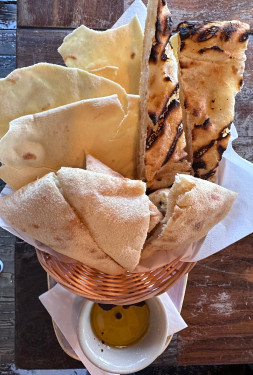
[{"left": 36, "top": 249, "right": 196, "bottom": 304}]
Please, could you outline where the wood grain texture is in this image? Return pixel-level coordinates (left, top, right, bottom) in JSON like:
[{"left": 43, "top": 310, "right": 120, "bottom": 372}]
[
  {"left": 0, "top": 227, "right": 15, "bottom": 368},
  {"left": 178, "top": 233, "right": 253, "bottom": 365},
  {"left": 17, "top": 28, "right": 71, "bottom": 67},
  {"left": 15, "top": 241, "right": 82, "bottom": 370},
  {"left": 0, "top": 2, "right": 16, "bottom": 29},
  {"left": 18, "top": 0, "right": 124, "bottom": 29},
  {"left": 0, "top": 55, "right": 15, "bottom": 77},
  {"left": 0, "top": 30, "right": 16, "bottom": 54},
  {"left": 233, "top": 36, "right": 253, "bottom": 162},
  {"left": 141, "top": 0, "right": 252, "bottom": 29}
]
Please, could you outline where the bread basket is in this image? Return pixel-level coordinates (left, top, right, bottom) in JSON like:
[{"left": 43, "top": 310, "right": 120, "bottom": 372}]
[{"left": 36, "top": 249, "right": 195, "bottom": 304}]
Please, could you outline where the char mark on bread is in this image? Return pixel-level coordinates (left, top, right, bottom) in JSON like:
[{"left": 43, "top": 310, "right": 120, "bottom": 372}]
[
  {"left": 138, "top": 0, "right": 191, "bottom": 188},
  {"left": 177, "top": 20, "right": 249, "bottom": 182},
  {"left": 146, "top": 99, "right": 180, "bottom": 150},
  {"left": 162, "top": 122, "right": 184, "bottom": 166}
]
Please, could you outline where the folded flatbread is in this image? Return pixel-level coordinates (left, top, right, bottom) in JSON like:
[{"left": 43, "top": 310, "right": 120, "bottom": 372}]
[
  {"left": 138, "top": 0, "right": 191, "bottom": 190},
  {"left": 177, "top": 20, "right": 249, "bottom": 181},
  {"left": 0, "top": 62, "right": 127, "bottom": 140},
  {"left": 142, "top": 174, "right": 237, "bottom": 259},
  {"left": 58, "top": 16, "right": 143, "bottom": 94},
  {"left": 86, "top": 154, "right": 163, "bottom": 233},
  {"left": 0, "top": 168, "right": 150, "bottom": 272},
  {"left": 0, "top": 172, "right": 124, "bottom": 275},
  {"left": 0, "top": 95, "right": 125, "bottom": 189},
  {"left": 0, "top": 93, "right": 142, "bottom": 189}
]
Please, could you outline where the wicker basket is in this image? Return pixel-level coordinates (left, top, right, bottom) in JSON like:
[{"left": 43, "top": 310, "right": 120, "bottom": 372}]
[{"left": 37, "top": 249, "right": 195, "bottom": 304}]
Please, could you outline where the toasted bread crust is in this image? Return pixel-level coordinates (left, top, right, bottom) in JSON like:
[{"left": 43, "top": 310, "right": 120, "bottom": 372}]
[{"left": 177, "top": 21, "right": 249, "bottom": 181}]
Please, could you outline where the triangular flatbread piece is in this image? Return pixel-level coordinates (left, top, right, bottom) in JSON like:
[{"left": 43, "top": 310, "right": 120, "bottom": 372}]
[
  {"left": 85, "top": 155, "right": 163, "bottom": 233},
  {"left": 142, "top": 174, "right": 237, "bottom": 259},
  {"left": 0, "top": 172, "right": 124, "bottom": 275},
  {"left": 56, "top": 168, "right": 150, "bottom": 271}
]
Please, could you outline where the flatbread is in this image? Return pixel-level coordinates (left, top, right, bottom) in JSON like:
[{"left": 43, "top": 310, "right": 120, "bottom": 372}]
[
  {"left": 177, "top": 21, "right": 249, "bottom": 181},
  {"left": 142, "top": 174, "right": 237, "bottom": 259},
  {"left": 86, "top": 155, "right": 163, "bottom": 233},
  {"left": 0, "top": 62, "right": 127, "bottom": 140},
  {"left": 96, "top": 95, "right": 140, "bottom": 179},
  {"left": 148, "top": 201, "right": 163, "bottom": 233},
  {"left": 0, "top": 95, "right": 125, "bottom": 189},
  {"left": 0, "top": 172, "right": 124, "bottom": 275},
  {"left": 138, "top": 0, "right": 191, "bottom": 190},
  {"left": 58, "top": 17, "right": 143, "bottom": 94},
  {"left": 56, "top": 168, "right": 150, "bottom": 271},
  {"left": 85, "top": 154, "right": 123, "bottom": 178}
]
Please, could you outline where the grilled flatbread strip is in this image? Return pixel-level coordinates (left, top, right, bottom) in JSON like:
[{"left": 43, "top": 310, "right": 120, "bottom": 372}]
[
  {"left": 138, "top": 0, "right": 191, "bottom": 191},
  {"left": 177, "top": 21, "right": 249, "bottom": 181}
]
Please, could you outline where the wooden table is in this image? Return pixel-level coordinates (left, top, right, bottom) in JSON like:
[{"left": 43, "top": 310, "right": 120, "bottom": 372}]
[{"left": 0, "top": 0, "right": 253, "bottom": 372}]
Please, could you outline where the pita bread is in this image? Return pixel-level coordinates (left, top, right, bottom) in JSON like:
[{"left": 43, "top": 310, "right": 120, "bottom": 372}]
[
  {"left": 177, "top": 21, "right": 249, "bottom": 181},
  {"left": 0, "top": 172, "right": 124, "bottom": 275},
  {"left": 138, "top": 0, "right": 191, "bottom": 190},
  {"left": 58, "top": 17, "right": 143, "bottom": 94},
  {"left": 86, "top": 155, "right": 163, "bottom": 233},
  {"left": 85, "top": 154, "right": 123, "bottom": 178},
  {"left": 56, "top": 168, "right": 150, "bottom": 271},
  {"left": 142, "top": 174, "right": 237, "bottom": 259},
  {"left": 0, "top": 62, "right": 127, "bottom": 140},
  {"left": 148, "top": 201, "right": 163, "bottom": 233},
  {"left": 0, "top": 95, "right": 125, "bottom": 189}
]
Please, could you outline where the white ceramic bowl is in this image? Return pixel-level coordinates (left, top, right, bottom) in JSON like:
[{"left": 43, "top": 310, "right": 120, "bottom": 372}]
[{"left": 77, "top": 297, "right": 169, "bottom": 374}]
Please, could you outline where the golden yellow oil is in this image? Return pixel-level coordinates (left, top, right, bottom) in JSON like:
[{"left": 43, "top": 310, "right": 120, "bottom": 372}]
[{"left": 90, "top": 302, "right": 150, "bottom": 348}]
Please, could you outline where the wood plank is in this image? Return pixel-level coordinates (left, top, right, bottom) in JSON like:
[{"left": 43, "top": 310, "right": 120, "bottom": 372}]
[
  {"left": 141, "top": 0, "right": 253, "bottom": 29},
  {"left": 0, "top": 55, "right": 15, "bottom": 77},
  {"left": 0, "top": 30, "right": 16, "bottom": 55},
  {"left": 16, "top": 28, "right": 71, "bottom": 68},
  {"left": 0, "top": 2, "right": 16, "bottom": 29},
  {"left": 233, "top": 36, "right": 253, "bottom": 162},
  {"left": 15, "top": 241, "right": 83, "bottom": 369},
  {"left": 0, "top": 227, "right": 15, "bottom": 369},
  {"left": 18, "top": 0, "right": 124, "bottom": 29},
  {"left": 178, "top": 233, "right": 253, "bottom": 365}
]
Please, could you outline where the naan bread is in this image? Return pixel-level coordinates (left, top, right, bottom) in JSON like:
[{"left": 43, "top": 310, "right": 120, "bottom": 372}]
[
  {"left": 58, "top": 17, "right": 143, "bottom": 94},
  {"left": 0, "top": 172, "right": 124, "bottom": 275},
  {"left": 0, "top": 95, "right": 125, "bottom": 189},
  {"left": 0, "top": 62, "right": 127, "bottom": 140},
  {"left": 138, "top": 0, "right": 191, "bottom": 190},
  {"left": 177, "top": 21, "right": 249, "bottom": 181},
  {"left": 142, "top": 174, "right": 237, "bottom": 259}
]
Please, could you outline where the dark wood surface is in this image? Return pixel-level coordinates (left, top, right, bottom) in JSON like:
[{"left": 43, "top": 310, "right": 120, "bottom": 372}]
[
  {"left": 18, "top": 0, "right": 124, "bottom": 29},
  {"left": 0, "top": 0, "right": 252, "bottom": 372}
]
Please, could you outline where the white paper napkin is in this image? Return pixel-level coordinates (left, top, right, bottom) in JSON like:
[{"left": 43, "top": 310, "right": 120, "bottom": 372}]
[{"left": 39, "top": 277, "right": 187, "bottom": 375}]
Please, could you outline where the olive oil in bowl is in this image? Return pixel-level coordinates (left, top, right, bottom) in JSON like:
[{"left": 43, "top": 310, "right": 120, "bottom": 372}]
[{"left": 90, "top": 302, "right": 150, "bottom": 348}]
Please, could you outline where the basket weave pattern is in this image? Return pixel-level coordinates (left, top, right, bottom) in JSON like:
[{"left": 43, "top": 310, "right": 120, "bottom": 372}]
[{"left": 37, "top": 250, "right": 195, "bottom": 304}]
